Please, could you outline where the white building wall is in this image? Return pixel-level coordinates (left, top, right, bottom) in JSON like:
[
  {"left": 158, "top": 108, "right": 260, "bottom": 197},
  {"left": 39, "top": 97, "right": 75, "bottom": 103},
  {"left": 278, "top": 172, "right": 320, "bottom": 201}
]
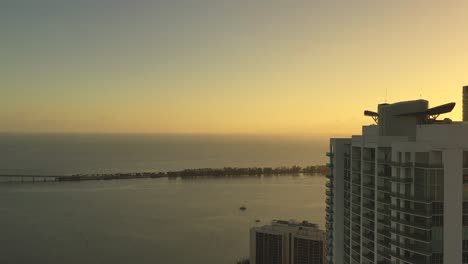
[
  {"left": 330, "top": 138, "right": 350, "bottom": 264},
  {"left": 443, "top": 149, "right": 463, "bottom": 264}
]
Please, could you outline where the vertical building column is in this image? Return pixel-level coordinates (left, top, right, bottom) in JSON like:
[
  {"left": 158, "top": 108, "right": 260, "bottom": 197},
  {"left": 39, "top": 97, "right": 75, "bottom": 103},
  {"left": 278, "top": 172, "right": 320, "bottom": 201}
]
[
  {"left": 443, "top": 149, "right": 463, "bottom": 264},
  {"left": 330, "top": 139, "right": 348, "bottom": 264}
]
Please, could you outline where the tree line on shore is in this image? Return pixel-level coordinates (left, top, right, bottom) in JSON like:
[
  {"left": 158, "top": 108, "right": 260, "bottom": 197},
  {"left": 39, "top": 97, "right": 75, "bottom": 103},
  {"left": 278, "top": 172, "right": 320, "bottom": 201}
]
[{"left": 62, "top": 165, "right": 329, "bottom": 181}]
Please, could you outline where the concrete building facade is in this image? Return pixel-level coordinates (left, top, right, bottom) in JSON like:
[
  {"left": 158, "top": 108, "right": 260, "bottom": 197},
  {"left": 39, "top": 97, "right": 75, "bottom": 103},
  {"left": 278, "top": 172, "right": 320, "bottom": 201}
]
[{"left": 326, "top": 89, "right": 468, "bottom": 264}]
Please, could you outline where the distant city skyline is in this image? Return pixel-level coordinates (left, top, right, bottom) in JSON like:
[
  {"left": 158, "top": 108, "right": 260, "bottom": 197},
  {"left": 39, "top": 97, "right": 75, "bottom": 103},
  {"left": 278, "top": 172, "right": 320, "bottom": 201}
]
[{"left": 2, "top": 1, "right": 468, "bottom": 134}]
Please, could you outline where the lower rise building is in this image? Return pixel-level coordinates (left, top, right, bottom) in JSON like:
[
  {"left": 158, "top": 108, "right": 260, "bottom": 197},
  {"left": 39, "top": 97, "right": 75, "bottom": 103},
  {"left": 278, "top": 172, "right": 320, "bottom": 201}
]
[{"left": 250, "top": 220, "right": 326, "bottom": 264}]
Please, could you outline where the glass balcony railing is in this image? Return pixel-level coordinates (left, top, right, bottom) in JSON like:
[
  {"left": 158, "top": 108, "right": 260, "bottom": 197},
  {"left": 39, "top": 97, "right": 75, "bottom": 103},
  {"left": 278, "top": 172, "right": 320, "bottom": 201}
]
[
  {"left": 389, "top": 177, "right": 413, "bottom": 183},
  {"left": 362, "top": 231, "right": 374, "bottom": 241},
  {"left": 390, "top": 228, "right": 431, "bottom": 243},
  {"left": 391, "top": 217, "right": 431, "bottom": 230},
  {"left": 362, "top": 241, "right": 375, "bottom": 252},
  {"left": 362, "top": 252, "right": 375, "bottom": 262},
  {"left": 363, "top": 181, "right": 375, "bottom": 189},
  {"left": 389, "top": 205, "right": 431, "bottom": 218},
  {"left": 377, "top": 207, "right": 391, "bottom": 216},
  {"left": 377, "top": 228, "right": 391, "bottom": 238},
  {"left": 377, "top": 171, "right": 391, "bottom": 179},
  {"left": 363, "top": 211, "right": 375, "bottom": 220},
  {"left": 414, "top": 162, "right": 443, "bottom": 168},
  {"left": 389, "top": 192, "right": 432, "bottom": 204},
  {"left": 390, "top": 252, "right": 430, "bottom": 263},
  {"left": 390, "top": 161, "right": 413, "bottom": 168},
  {"left": 390, "top": 240, "right": 431, "bottom": 256},
  {"left": 377, "top": 159, "right": 391, "bottom": 165},
  {"left": 363, "top": 202, "right": 375, "bottom": 211},
  {"left": 376, "top": 218, "right": 390, "bottom": 227},
  {"left": 377, "top": 196, "right": 391, "bottom": 204}
]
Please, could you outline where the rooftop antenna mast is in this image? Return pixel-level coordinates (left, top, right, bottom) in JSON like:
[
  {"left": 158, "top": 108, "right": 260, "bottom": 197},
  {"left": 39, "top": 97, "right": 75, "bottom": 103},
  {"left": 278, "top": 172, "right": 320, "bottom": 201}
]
[{"left": 385, "top": 87, "right": 388, "bottom": 103}]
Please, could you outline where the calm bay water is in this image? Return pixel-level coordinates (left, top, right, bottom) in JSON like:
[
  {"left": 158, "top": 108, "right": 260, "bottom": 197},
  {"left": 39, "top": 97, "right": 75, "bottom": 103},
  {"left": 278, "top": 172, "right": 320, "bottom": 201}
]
[
  {"left": 0, "top": 176, "right": 326, "bottom": 264},
  {"left": 0, "top": 134, "right": 328, "bottom": 264}
]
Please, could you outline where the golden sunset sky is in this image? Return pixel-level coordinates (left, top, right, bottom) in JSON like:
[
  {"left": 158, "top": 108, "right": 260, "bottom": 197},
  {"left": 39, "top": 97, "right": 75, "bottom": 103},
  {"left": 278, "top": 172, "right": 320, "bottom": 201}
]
[{"left": 2, "top": 1, "right": 468, "bottom": 135}]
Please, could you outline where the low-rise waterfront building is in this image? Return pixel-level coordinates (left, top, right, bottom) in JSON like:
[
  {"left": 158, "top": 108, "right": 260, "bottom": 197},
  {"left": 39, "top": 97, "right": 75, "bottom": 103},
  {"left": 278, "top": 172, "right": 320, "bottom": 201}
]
[{"left": 250, "top": 220, "right": 326, "bottom": 264}]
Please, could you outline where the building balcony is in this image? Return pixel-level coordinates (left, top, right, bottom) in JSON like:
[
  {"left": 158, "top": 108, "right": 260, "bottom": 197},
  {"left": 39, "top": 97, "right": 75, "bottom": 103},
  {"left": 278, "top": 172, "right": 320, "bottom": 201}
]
[
  {"left": 363, "top": 202, "right": 375, "bottom": 211},
  {"left": 377, "top": 207, "right": 391, "bottom": 217},
  {"left": 390, "top": 192, "right": 432, "bottom": 204},
  {"left": 362, "top": 231, "right": 374, "bottom": 241},
  {"left": 377, "top": 247, "right": 391, "bottom": 257},
  {"left": 327, "top": 163, "right": 334, "bottom": 168},
  {"left": 389, "top": 205, "right": 431, "bottom": 218},
  {"left": 362, "top": 181, "right": 375, "bottom": 190},
  {"left": 390, "top": 217, "right": 431, "bottom": 230},
  {"left": 363, "top": 211, "right": 375, "bottom": 220},
  {"left": 377, "top": 185, "right": 391, "bottom": 194},
  {"left": 351, "top": 253, "right": 360, "bottom": 264},
  {"left": 377, "top": 218, "right": 390, "bottom": 227},
  {"left": 362, "top": 241, "right": 375, "bottom": 252},
  {"left": 362, "top": 252, "right": 375, "bottom": 262},
  {"left": 377, "top": 159, "right": 391, "bottom": 165},
  {"left": 326, "top": 173, "right": 333, "bottom": 179},
  {"left": 414, "top": 162, "right": 443, "bottom": 169},
  {"left": 390, "top": 228, "right": 431, "bottom": 243},
  {"left": 351, "top": 245, "right": 361, "bottom": 255},
  {"left": 377, "top": 228, "right": 391, "bottom": 238},
  {"left": 390, "top": 239, "right": 432, "bottom": 256},
  {"left": 389, "top": 177, "right": 413, "bottom": 183},
  {"left": 362, "top": 221, "right": 375, "bottom": 231},
  {"left": 377, "top": 196, "right": 391, "bottom": 204},
  {"left": 361, "top": 224, "right": 374, "bottom": 234},
  {"left": 377, "top": 172, "right": 392, "bottom": 180},
  {"left": 390, "top": 251, "right": 430, "bottom": 263},
  {"left": 326, "top": 181, "right": 334, "bottom": 188},
  {"left": 326, "top": 189, "right": 333, "bottom": 196},
  {"left": 326, "top": 152, "right": 334, "bottom": 157},
  {"left": 390, "top": 161, "right": 414, "bottom": 168},
  {"left": 351, "top": 225, "right": 361, "bottom": 234},
  {"left": 351, "top": 207, "right": 361, "bottom": 215}
]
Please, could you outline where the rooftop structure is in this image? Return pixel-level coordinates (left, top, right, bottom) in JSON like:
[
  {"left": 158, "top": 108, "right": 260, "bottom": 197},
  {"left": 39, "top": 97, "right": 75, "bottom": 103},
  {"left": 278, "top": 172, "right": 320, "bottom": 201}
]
[{"left": 326, "top": 86, "right": 468, "bottom": 264}]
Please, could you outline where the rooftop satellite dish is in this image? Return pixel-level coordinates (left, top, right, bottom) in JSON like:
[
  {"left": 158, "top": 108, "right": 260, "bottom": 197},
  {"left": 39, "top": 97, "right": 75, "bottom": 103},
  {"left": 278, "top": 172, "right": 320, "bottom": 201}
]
[
  {"left": 364, "top": 110, "right": 379, "bottom": 124},
  {"left": 396, "top": 102, "right": 456, "bottom": 123}
]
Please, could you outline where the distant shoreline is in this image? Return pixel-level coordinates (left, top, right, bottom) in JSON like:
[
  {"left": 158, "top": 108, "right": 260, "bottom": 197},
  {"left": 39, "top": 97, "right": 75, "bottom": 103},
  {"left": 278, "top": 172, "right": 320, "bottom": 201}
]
[{"left": 0, "top": 165, "right": 329, "bottom": 182}]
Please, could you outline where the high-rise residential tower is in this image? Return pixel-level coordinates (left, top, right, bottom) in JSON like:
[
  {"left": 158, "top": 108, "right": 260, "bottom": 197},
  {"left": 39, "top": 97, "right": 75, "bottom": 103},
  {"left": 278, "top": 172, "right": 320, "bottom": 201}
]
[
  {"left": 326, "top": 88, "right": 468, "bottom": 264},
  {"left": 250, "top": 220, "right": 326, "bottom": 264}
]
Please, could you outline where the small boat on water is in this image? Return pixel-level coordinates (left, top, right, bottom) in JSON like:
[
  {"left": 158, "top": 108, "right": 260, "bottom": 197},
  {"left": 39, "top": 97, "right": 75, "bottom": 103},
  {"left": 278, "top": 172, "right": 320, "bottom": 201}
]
[{"left": 239, "top": 206, "right": 247, "bottom": 211}]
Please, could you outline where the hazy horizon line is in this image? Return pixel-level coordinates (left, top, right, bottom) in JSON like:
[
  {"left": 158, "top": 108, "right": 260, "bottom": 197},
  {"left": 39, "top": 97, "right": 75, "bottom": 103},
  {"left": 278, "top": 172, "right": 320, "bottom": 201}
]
[{"left": 0, "top": 131, "right": 352, "bottom": 138}]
